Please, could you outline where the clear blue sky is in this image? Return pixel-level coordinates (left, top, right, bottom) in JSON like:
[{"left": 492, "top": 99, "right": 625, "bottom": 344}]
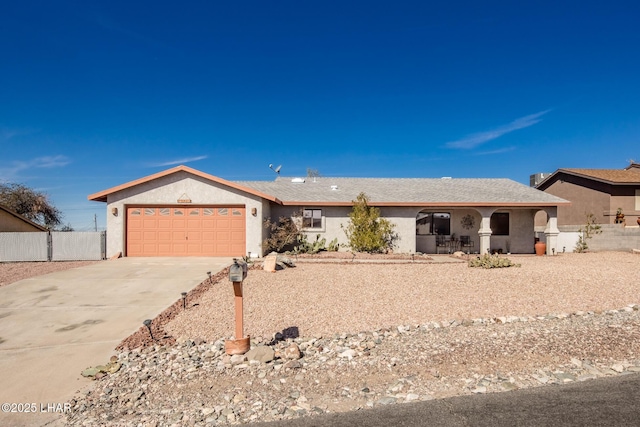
[{"left": 1, "top": 1, "right": 639, "bottom": 230}]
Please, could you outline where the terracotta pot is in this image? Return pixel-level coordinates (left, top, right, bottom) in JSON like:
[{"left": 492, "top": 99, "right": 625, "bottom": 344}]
[
  {"left": 225, "top": 336, "right": 250, "bottom": 355},
  {"left": 534, "top": 241, "right": 546, "bottom": 256}
]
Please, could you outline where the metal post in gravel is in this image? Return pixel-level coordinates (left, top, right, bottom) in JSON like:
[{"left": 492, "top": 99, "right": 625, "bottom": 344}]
[{"left": 225, "top": 259, "right": 250, "bottom": 355}]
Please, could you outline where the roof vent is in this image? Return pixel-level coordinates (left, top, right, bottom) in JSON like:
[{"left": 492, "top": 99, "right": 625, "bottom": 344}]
[
  {"left": 291, "top": 178, "right": 305, "bottom": 183},
  {"left": 330, "top": 185, "right": 338, "bottom": 191}
]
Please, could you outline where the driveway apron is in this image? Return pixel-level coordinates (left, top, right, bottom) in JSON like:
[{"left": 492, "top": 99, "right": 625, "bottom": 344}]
[{"left": 0, "top": 257, "right": 232, "bottom": 427}]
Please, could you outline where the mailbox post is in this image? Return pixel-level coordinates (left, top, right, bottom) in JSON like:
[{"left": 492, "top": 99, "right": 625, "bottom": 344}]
[{"left": 225, "top": 258, "right": 250, "bottom": 355}]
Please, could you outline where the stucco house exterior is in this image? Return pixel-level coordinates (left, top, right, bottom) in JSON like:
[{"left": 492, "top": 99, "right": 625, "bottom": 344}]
[
  {"left": 88, "top": 165, "right": 569, "bottom": 258},
  {"left": 0, "top": 203, "right": 47, "bottom": 232},
  {"left": 535, "top": 163, "right": 640, "bottom": 226}
]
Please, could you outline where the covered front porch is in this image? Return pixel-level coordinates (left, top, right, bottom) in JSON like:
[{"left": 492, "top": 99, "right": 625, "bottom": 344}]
[{"left": 415, "top": 207, "right": 560, "bottom": 255}]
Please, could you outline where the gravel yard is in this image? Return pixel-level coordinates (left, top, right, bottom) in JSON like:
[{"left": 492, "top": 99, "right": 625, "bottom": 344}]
[
  {"left": 65, "top": 252, "right": 640, "bottom": 426},
  {"left": 166, "top": 252, "right": 640, "bottom": 341}
]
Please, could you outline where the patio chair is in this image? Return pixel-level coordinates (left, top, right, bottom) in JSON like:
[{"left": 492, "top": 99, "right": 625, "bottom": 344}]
[
  {"left": 460, "top": 235, "right": 474, "bottom": 253},
  {"left": 436, "top": 235, "right": 451, "bottom": 254}
]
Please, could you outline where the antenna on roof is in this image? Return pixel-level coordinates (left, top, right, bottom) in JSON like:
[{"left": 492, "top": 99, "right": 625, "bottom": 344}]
[{"left": 269, "top": 164, "right": 282, "bottom": 176}]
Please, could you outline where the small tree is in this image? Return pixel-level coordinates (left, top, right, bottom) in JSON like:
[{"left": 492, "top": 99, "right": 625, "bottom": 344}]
[
  {"left": 574, "top": 213, "right": 602, "bottom": 253},
  {"left": 0, "top": 182, "right": 62, "bottom": 229},
  {"left": 342, "top": 192, "right": 396, "bottom": 253}
]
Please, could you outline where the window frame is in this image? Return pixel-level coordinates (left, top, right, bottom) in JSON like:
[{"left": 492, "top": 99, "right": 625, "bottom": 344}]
[
  {"left": 302, "top": 208, "right": 323, "bottom": 230},
  {"left": 490, "top": 212, "right": 510, "bottom": 236},
  {"left": 416, "top": 212, "right": 451, "bottom": 236}
]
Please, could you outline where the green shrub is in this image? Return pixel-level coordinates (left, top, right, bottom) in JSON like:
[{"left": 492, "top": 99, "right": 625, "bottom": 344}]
[
  {"left": 293, "top": 234, "right": 326, "bottom": 254},
  {"left": 342, "top": 192, "right": 397, "bottom": 253},
  {"left": 468, "top": 254, "right": 520, "bottom": 269}
]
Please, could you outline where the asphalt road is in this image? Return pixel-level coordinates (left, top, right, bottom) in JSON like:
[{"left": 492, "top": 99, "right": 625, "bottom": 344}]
[{"left": 255, "top": 373, "right": 640, "bottom": 427}]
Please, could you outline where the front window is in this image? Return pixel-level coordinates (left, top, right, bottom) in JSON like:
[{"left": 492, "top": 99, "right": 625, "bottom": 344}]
[
  {"left": 416, "top": 212, "right": 450, "bottom": 235},
  {"left": 303, "top": 209, "right": 322, "bottom": 228}
]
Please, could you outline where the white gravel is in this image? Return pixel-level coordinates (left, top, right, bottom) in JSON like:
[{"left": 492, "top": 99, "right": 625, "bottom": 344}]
[{"left": 166, "top": 252, "right": 640, "bottom": 342}]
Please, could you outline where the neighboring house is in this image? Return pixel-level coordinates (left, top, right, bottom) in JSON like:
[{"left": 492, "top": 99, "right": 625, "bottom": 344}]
[
  {"left": 88, "top": 165, "right": 569, "bottom": 258},
  {"left": 0, "top": 203, "right": 47, "bottom": 232},
  {"left": 535, "top": 163, "right": 640, "bottom": 226}
]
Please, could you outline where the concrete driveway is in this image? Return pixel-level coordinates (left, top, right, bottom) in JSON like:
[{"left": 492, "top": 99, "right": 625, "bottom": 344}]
[{"left": 0, "top": 257, "right": 233, "bottom": 427}]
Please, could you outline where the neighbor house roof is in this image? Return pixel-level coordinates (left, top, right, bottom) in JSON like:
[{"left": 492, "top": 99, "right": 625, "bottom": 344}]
[
  {"left": 537, "top": 163, "right": 640, "bottom": 188},
  {"left": 238, "top": 177, "right": 570, "bottom": 207},
  {"left": 88, "top": 165, "right": 282, "bottom": 203},
  {"left": 0, "top": 203, "right": 47, "bottom": 231}
]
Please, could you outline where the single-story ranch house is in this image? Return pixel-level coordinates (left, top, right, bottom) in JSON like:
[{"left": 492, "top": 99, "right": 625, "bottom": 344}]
[{"left": 88, "top": 165, "right": 569, "bottom": 258}]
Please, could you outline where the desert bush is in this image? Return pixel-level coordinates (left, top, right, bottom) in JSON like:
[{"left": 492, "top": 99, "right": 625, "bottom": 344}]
[
  {"left": 575, "top": 213, "right": 602, "bottom": 253},
  {"left": 342, "top": 192, "right": 397, "bottom": 253},
  {"left": 262, "top": 210, "right": 302, "bottom": 253},
  {"left": 468, "top": 254, "right": 520, "bottom": 269}
]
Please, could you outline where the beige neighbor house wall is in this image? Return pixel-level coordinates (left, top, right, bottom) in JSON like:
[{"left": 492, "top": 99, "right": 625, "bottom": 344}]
[
  {"left": 0, "top": 209, "right": 46, "bottom": 232},
  {"left": 536, "top": 179, "right": 609, "bottom": 226},
  {"left": 104, "top": 171, "right": 265, "bottom": 258}
]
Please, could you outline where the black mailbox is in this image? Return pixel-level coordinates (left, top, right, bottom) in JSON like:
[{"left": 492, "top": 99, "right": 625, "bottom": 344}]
[{"left": 229, "top": 258, "right": 247, "bottom": 282}]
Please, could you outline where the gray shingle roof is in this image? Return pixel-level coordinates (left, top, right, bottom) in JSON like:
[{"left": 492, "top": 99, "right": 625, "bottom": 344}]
[{"left": 238, "top": 177, "right": 569, "bottom": 205}]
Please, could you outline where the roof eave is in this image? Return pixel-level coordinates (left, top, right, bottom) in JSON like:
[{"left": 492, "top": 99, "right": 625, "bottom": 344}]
[
  {"left": 540, "top": 168, "right": 640, "bottom": 186},
  {"left": 280, "top": 201, "right": 570, "bottom": 207},
  {"left": 88, "top": 165, "right": 282, "bottom": 204}
]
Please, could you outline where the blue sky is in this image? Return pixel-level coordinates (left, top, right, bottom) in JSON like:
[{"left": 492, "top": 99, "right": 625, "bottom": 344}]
[{"left": 1, "top": 1, "right": 639, "bottom": 230}]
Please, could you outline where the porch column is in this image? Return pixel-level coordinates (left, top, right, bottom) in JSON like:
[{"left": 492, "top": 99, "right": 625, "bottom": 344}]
[
  {"left": 544, "top": 207, "right": 560, "bottom": 255},
  {"left": 476, "top": 208, "right": 495, "bottom": 254}
]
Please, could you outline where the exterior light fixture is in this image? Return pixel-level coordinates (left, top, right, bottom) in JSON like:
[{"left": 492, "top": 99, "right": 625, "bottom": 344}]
[
  {"left": 181, "top": 292, "right": 187, "bottom": 310},
  {"left": 143, "top": 319, "right": 153, "bottom": 340},
  {"left": 251, "top": 207, "right": 257, "bottom": 216},
  {"left": 111, "top": 207, "right": 118, "bottom": 216}
]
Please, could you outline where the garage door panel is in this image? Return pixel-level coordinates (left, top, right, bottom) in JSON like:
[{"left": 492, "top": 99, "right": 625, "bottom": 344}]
[
  {"left": 172, "top": 219, "right": 186, "bottom": 227},
  {"left": 187, "top": 219, "right": 201, "bottom": 228},
  {"left": 127, "top": 205, "right": 245, "bottom": 257},
  {"left": 143, "top": 231, "right": 157, "bottom": 240},
  {"left": 143, "top": 218, "right": 158, "bottom": 227}
]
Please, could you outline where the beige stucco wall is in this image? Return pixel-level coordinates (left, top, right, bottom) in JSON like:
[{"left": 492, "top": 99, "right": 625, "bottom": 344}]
[
  {"left": 489, "top": 209, "right": 536, "bottom": 254},
  {"left": 0, "top": 210, "right": 44, "bottom": 232},
  {"left": 103, "top": 172, "right": 265, "bottom": 258},
  {"left": 268, "top": 205, "right": 539, "bottom": 254}
]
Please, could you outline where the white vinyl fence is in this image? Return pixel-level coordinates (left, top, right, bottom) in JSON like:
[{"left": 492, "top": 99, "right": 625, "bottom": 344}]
[{"left": 0, "top": 231, "right": 106, "bottom": 262}]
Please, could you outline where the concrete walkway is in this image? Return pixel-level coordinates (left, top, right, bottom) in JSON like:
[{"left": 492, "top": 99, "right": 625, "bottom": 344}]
[{"left": 0, "top": 257, "right": 232, "bottom": 427}]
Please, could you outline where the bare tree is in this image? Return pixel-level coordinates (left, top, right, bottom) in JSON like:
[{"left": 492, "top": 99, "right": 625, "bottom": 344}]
[{"left": 0, "top": 182, "right": 63, "bottom": 229}]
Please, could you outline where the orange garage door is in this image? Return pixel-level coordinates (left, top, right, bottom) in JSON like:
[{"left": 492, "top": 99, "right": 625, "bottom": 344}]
[{"left": 126, "top": 206, "right": 245, "bottom": 257}]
